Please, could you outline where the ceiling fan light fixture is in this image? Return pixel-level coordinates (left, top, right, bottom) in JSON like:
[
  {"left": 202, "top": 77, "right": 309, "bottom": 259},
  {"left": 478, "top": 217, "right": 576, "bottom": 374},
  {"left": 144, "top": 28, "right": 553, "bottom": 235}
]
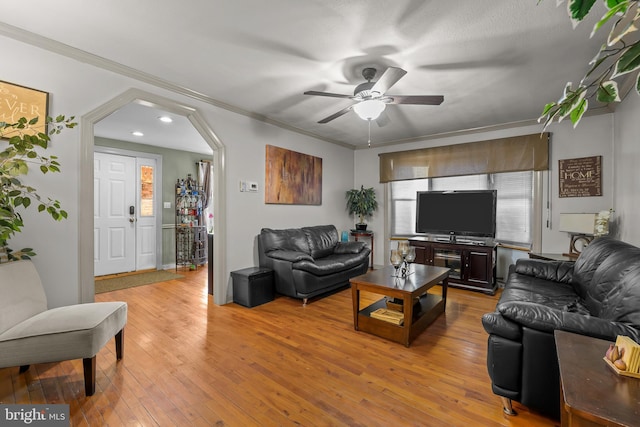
[{"left": 353, "top": 99, "right": 385, "bottom": 121}]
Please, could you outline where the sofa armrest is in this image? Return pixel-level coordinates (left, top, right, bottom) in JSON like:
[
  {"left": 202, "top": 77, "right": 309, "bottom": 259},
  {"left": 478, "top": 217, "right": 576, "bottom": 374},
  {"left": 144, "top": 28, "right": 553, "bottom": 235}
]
[
  {"left": 497, "top": 301, "right": 638, "bottom": 341},
  {"left": 482, "top": 312, "right": 522, "bottom": 341},
  {"left": 267, "top": 250, "right": 314, "bottom": 263},
  {"left": 514, "top": 259, "right": 574, "bottom": 283}
]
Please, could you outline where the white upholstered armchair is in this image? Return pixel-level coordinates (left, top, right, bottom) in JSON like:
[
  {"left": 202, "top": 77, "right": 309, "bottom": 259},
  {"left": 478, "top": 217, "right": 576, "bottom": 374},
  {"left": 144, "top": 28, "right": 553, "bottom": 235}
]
[{"left": 0, "top": 260, "right": 127, "bottom": 396}]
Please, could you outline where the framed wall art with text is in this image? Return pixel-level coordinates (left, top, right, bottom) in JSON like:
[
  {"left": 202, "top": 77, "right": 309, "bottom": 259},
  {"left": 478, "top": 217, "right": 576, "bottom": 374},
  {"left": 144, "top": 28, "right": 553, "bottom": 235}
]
[
  {"left": 0, "top": 81, "right": 49, "bottom": 138},
  {"left": 559, "top": 155, "right": 602, "bottom": 198}
]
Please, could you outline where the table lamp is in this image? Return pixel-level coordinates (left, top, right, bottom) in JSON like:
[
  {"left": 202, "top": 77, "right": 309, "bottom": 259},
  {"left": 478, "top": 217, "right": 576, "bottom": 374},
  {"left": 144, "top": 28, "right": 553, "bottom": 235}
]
[{"left": 559, "top": 212, "right": 610, "bottom": 258}]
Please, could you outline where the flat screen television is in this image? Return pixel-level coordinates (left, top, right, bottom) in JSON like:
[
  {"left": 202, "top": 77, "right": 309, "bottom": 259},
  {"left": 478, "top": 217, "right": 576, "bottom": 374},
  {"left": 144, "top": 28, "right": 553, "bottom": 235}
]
[{"left": 415, "top": 190, "right": 497, "bottom": 240}]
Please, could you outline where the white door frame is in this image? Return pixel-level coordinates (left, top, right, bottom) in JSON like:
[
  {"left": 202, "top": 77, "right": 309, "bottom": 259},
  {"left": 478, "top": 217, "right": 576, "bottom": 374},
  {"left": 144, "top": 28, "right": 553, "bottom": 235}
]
[
  {"left": 94, "top": 147, "right": 163, "bottom": 272},
  {"left": 79, "top": 88, "right": 227, "bottom": 305}
]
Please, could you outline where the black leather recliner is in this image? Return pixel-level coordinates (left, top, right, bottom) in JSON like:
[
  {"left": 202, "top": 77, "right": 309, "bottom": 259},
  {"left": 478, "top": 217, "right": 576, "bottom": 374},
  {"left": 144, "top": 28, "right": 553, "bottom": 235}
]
[
  {"left": 482, "top": 237, "right": 640, "bottom": 419},
  {"left": 258, "top": 225, "right": 370, "bottom": 305}
]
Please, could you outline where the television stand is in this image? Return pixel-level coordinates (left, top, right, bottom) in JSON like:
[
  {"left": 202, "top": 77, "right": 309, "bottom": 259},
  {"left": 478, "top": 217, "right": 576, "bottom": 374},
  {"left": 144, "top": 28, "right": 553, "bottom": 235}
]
[
  {"left": 435, "top": 237, "right": 486, "bottom": 246},
  {"left": 408, "top": 238, "right": 497, "bottom": 295}
]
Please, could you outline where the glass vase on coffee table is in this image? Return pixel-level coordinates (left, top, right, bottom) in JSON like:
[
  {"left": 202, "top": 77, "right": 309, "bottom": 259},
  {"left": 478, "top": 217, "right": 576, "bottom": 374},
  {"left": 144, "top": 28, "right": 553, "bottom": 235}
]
[
  {"left": 394, "top": 240, "right": 415, "bottom": 277},
  {"left": 403, "top": 246, "right": 416, "bottom": 276},
  {"left": 390, "top": 249, "right": 403, "bottom": 277}
]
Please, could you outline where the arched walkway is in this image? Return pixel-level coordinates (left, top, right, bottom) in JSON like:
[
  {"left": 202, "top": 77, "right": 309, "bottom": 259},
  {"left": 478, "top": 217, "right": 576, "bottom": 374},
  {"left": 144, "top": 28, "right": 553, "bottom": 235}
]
[{"left": 79, "top": 88, "right": 227, "bottom": 305}]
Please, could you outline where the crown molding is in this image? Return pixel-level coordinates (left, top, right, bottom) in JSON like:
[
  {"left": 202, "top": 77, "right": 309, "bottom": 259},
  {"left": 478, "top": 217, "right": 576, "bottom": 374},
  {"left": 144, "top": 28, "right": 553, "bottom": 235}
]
[
  {"left": 361, "top": 105, "right": 615, "bottom": 150},
  {"left": 0, "top": 22, "right": 353, "bottom": 149}
]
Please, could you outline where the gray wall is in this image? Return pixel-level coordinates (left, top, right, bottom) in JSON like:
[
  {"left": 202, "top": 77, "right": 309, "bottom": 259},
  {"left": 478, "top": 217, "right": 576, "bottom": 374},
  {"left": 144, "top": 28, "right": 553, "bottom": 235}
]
[
  {"left": 3, "top": 33, "right": 356, "bottom": 306},
  {"left": 613, "top": 89, "right": 640, "bottom": 245}
]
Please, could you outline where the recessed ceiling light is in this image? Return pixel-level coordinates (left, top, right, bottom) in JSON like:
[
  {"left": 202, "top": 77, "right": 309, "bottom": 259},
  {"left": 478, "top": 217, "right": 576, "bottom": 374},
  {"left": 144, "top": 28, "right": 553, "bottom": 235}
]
[
  {"left": 158, "top": 116, "right": 173, "bottom": 123},
  {"left": 132, "top": 131, "right": 144, "bottom": 137}
]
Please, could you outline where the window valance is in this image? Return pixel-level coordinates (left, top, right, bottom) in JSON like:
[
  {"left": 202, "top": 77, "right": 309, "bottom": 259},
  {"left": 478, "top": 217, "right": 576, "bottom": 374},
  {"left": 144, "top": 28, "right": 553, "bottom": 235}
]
[{"left": 379, "top": 133, "right": 549, "bottom": 183}]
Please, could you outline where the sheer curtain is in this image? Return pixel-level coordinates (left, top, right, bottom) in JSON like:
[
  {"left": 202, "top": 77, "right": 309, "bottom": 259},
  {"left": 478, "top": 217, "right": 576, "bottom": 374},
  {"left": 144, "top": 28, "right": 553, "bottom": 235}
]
[{"left": 198, "top": 161, "right": 213, "bottom": 233}]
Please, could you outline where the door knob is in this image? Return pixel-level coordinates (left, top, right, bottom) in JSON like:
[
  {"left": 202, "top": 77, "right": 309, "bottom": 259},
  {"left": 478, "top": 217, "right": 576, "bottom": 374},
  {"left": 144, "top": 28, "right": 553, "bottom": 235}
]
[{"left": 129, "top": 217, "right": 135, "bottom": 223}]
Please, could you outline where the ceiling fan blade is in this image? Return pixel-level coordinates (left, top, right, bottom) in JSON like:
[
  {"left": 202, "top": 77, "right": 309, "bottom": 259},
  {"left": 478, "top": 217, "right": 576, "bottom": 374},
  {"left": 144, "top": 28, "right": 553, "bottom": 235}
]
[
  {"left": 376, "top": 110, "right": 391, "bottom": 127},
  {"left": 318, "top": 105, "right": 354, "bottom": 124},
  {"left": 386, "top": 95, "right": 444, "bottom": 105},
  {"left": 304, "top": 90, "right": 352, "bottom": 99},
  {"left": 370, "top": 67, "right": 407, "bottom": 95}
]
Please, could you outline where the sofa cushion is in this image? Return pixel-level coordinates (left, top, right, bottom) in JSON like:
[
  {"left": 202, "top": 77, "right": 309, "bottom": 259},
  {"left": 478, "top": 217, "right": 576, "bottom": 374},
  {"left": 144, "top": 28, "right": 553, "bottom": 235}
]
[
  {"left": 293, "top": 252, "right": 369, "bottom": 276},
  {"left": 514, "top": 259, "right": 573, "bottom": 284},
  {"left": 267, "top": 250, "right": 314, "bottom": 263},
  {"left": 0, "top": 260, "right": 48, "bottom": 335},
  {"left": 583, "top": 243, "right": 640, "bottom": 316},
  {"left": 334, "top": 241, "right": 365, "bottom": 254},
  {"left": 0, "top": 302, "right": 127, "bottom": 367},
  {"left": 302, "top": 225, "right": 338, "bottom": 259},
  {"left": 498, "top": 273, "right": 580, "bottom": 312},
  {"left": 597, "top": 264, "right": 640, "bottom": 328},
  {"left": 260, "top": 227, "right": 310, "bottom": 254},
  {"left": 572, "top": 237, "right": 631, "bottom": 299}
]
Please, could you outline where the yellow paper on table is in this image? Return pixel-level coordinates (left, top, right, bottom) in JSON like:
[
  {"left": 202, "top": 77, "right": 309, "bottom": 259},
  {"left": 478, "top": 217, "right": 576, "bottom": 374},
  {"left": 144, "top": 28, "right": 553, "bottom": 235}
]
[
  {"left": 615, "top": 336, "right": 640, "bottom": 372},
  {"left": 370, "top": 308, "right": 404, "bottom": 325}
]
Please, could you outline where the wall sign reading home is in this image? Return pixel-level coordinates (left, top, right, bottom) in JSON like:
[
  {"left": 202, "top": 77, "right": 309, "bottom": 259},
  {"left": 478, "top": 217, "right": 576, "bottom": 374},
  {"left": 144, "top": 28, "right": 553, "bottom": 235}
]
[
  {"left": 559, "top": 155, "right": 602, "bottom": 198},
  {"left": 265, "top": 145, "right": 322, "bottom": 205},
  {"left": 0, "top": 81, "right": 49, "bottom": 136}
]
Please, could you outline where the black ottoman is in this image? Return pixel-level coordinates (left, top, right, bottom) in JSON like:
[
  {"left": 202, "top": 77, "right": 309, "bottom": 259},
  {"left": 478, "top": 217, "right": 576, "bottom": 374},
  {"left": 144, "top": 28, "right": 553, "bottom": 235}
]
[{"left": 231, "top": 267, "right": 274, "bottom": 308}]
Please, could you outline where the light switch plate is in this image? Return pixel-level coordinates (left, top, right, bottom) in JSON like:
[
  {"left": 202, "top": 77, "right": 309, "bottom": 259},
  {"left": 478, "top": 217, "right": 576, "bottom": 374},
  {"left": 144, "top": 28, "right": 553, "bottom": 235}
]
[{"left": 163, "top": 201, "right": 171, "bottom": 209}]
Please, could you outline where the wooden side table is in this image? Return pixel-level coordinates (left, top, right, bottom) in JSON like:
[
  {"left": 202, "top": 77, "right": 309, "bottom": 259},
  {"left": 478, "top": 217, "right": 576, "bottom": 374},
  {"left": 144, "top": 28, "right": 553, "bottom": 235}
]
[
  {"left": 350, "top": 230, "right": 373, "bottom": 269},
  {"left": 529, "top": 252, "right": 575, "bottom": 262},
  {"left": 555, "top": 330, "right": 640, "bottom": 426}
]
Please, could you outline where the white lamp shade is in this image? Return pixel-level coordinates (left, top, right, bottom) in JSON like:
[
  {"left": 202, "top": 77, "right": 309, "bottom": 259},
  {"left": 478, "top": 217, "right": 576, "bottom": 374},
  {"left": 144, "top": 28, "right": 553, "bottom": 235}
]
[
  {"left": 353, "top": 99, "right": 386, "bottom": 120},
  {"left": 558, "top": 213, "right": 597, "bottom": 234}
]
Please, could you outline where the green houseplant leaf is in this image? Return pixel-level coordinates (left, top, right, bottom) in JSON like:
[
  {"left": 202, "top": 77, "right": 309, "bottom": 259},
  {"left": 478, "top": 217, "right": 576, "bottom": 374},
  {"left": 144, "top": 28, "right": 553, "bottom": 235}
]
[
  {"left": 540, "top": 0, "right": 640, "bottom": 130},
  {"left": 612, "top": 42, "right": 640, "bottom": 77},
  {"left": 570, "top": 97, "right": 588, "bottom": 126},
  {"left": 568, "top": 0, "right": 598, "bottom": 25},
  {"left": 592, "top": 1, "right": 629, "bottom": 37},
  {"left": 597, "top": 80, "right": 621, "bottom": 101},
  {"left": 0, "top": 115, "right": 76, "bottom": 261},
  {"left": 346, "top": 185, "right": 378, "bottom": 225}
]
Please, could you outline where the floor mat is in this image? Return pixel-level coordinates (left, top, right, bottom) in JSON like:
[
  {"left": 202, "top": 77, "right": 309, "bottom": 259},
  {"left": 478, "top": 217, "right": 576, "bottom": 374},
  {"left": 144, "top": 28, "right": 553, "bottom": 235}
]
[{"left": 95, "top": 270, "right": 184, "bottom": 293}]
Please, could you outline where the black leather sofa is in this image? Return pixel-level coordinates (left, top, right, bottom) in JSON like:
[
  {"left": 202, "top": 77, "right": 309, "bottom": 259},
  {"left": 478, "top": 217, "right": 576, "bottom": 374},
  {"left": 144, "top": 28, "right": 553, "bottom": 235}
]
[
  {"left": 482, "top": 237, "right": 640, "bottom": 419},
  {"left": 258, "top": 225, "right": 371, "bottom": 305}
]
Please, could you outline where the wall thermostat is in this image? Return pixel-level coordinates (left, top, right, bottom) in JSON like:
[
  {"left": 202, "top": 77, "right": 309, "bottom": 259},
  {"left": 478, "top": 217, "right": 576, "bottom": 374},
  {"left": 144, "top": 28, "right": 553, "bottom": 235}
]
[{"left": 240, "top": 180, "right": 259, "bottom": 192}]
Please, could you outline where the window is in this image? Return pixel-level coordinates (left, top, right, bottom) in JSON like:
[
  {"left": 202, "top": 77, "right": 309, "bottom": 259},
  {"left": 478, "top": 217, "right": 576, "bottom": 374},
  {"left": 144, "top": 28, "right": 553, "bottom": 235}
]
[
  {"left": 140, "top": 165, "right": 154, "bottom": 217},
  {"left": 389, "top": 171, "right": 534, "bottom": 245}
]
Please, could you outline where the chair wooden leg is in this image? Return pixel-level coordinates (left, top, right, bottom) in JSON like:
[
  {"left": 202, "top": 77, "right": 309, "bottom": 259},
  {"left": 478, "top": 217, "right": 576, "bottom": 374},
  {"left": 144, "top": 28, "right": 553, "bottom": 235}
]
[
  {"left": 115, "top": 328, "right": 124, "bottom": 360},
  {"left": 19, "top": 365, "right": 30, "bottom": 374},
  {"left": 83, "top": 356, "right": 96, "bottom": 396}
]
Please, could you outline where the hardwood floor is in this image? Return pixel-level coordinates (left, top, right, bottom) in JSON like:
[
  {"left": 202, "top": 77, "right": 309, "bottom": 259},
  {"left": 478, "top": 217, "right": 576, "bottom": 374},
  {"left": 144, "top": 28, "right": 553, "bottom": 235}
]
[{"left": 0, "top": 267, "right": 558, "bottom": 426}]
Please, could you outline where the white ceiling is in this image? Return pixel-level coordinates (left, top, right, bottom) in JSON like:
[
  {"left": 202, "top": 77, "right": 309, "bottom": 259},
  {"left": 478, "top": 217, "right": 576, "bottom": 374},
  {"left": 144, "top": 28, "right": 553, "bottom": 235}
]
[
  {"left": 0, "top": 0, "right": 615, "bottom": 150},
  {"left": 95, "top": 103, "right": 213, "bottom": 155}
]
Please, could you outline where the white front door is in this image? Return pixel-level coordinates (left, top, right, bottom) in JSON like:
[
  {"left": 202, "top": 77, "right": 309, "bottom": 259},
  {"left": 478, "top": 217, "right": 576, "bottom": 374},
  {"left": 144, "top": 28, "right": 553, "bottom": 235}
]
[{"left": 94, "top": 152, "right": 136, "bottom": 276}]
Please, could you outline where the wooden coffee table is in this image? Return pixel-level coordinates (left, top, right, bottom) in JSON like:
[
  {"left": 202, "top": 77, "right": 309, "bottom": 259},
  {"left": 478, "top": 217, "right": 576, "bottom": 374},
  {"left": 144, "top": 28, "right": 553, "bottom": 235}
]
[
  {"left": 350, "top": 264, "right": 449, "bottom": 347},
  {"left": 555, "top": 330, "right": 640, "bottom": 426}
]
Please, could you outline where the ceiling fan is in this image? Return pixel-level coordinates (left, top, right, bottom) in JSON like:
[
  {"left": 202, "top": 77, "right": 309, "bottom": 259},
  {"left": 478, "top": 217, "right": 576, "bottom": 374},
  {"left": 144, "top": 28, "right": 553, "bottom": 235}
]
[{"left": 304, "top": 67, "right": 444, "bottom": 124}]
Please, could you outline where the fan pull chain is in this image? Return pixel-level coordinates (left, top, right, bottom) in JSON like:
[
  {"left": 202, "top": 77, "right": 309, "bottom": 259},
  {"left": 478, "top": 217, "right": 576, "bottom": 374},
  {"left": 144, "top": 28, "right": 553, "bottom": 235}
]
[{"left": 367, "top": 119, "right": 372, "bottom": 147}]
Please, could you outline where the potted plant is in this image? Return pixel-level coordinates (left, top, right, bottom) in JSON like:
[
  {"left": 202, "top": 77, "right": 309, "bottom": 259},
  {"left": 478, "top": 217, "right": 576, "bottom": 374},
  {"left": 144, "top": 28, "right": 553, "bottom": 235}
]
[
  {"left": 346, "top": 185, "right": 378, "bottom": 230},
  {"left": 0, "top": 115, "right": 76, "bottom": 262},
  {"left": 539, "top": 0, "right": 640, "bottom": 129}
]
